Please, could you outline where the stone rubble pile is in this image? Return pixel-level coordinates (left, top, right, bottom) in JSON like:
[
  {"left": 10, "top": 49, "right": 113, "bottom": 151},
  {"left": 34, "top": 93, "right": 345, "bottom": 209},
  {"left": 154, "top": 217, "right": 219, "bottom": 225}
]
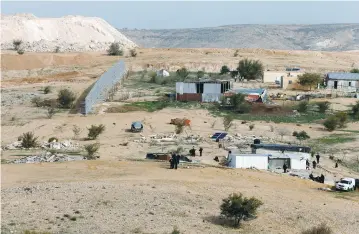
[
  {"left": 12, "top": 152, "right": 84, "bottom": 164},
  {"left": 2, "top": 140, "right": 80, "bottom": 151},
  {"left": 41, "top": 140, "right": 80, "bottom": 151}
]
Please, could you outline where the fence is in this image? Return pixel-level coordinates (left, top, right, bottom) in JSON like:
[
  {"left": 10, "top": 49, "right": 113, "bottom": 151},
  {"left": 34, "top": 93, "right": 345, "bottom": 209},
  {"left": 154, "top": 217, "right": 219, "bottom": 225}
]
[{"left": 82, "top": 60, "right": 127, "bottom": 115}]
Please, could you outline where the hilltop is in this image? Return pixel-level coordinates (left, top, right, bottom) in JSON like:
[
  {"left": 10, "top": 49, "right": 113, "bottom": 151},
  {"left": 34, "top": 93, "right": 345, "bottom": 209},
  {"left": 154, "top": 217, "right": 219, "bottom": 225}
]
[{"left": 121, "top": 24, "right": 359, "bottom": 51}]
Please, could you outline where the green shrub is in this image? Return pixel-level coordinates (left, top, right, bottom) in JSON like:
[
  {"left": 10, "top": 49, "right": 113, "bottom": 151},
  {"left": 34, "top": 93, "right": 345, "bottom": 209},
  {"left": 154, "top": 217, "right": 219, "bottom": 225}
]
[
  {"left": 317, "top": 101, "right": 330, "bottom": 113},
  {"left": 31, "top": 97, "right": 43, "bottom": 107},
  {"left": 84, "top": 143, "right": 100, "bottom": 159},
  {"left": 13, "top": 39, "right": 22, "bottom": 50},
  {"left": 352, "top": 101, "right": 359, "bottom": 119},
  {"left": 46, "top": 107, "right": 56, "bottom": 119},
  {"left": 220, "top": 193, "right": 263, "bottom": 227},
  {"left": 17, "top": 49, "right": 25, "bottom": 55},
  {"left": 87, "top": 124, "right": 105, "bottom": 140},
  {"left": 171, "top": 226, "right": 180, "bottom": 234},
  {"left": 54, "top": 46, "right": 60, "bottom": 53},
  {"left": 149, "top": 72, "right": 157, "bottom": 83},
  {"left": 292, "top": 131, "right": 298, "bottom": 136},
  {"left": 72, "top": 125, "right": 82, "bottom": 139},
  {"left": 20, "top": 132, "right": 39, "bottom": 148},
  {"left": 334, "top": 111, "right": 348, "bottom": 128},
  {"left": 296, "top": 131, "right": 310, "bottom": 142},
  {"left": 44, "top": 86, "right": 52, "bottom": 94},
  {"left": 301, "top": 223, "right": 332, "bottom": 234},
  {"left": 297, "top": 101, "right": 309, "bottom": 113},
  {"left": 223, "top": 115, "right": 234, "bottom": 131},
  {"left": 323, "top": 116, "right": 338, "bottom": 131},
  {"left": 48, "top": 137, "right": 58, "bottom": 143},
  {"left": 130, "top": 49, "right": 137, "bottom": 57},
  {"left": 220, "top": 65, "right": 230, "bottom": 75},
  {"left": 107, "top": 42, "right": 123, "bottom": 56},
  {"left": 57, "top": 89, "right": 76, "bottom": 108},
  {"left": 197, "top": 71, "right": 205, "bottom": 78},
  {"left": 176, "top": 67, "right": 189, "bottom": 78},
  {"left": 249, "top": 124, "right": 255, "bottom": 131}
]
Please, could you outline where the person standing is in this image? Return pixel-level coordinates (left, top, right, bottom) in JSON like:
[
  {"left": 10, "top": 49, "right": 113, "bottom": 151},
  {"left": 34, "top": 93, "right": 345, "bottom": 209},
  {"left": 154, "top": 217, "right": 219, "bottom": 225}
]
[
  {"left": 312, "top": 160, "right": 317, "bottom": 169},
  {"left": 171, "top": 153, "right": 176, "bottom": 169},
  {"left": 306, "top": 159, "right": 310, "bottom": 170},
  {"left": 176, "top": 154, "right": 181, "bottom": 170},
  {"left": 316, "top": 153, "right": 320, "bottom": 164},
  {"left": 199, "top": 147, "right": 203, "bottom": 157},
  {"left": 283, "top": 163, "right": 288, "bottom": 173}
]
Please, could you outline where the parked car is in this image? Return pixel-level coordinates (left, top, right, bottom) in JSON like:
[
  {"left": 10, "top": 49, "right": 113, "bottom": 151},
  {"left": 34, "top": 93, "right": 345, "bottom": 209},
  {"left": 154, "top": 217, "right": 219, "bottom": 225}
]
[{"left": 335, "top": 178, "right": 356, "bottom": 191}]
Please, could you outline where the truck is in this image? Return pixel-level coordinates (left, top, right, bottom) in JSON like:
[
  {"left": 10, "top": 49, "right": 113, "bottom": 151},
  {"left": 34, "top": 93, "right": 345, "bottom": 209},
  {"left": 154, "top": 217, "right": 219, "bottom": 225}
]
[{"left": 335, "top": 178, "right": 356, "bottom": 191}]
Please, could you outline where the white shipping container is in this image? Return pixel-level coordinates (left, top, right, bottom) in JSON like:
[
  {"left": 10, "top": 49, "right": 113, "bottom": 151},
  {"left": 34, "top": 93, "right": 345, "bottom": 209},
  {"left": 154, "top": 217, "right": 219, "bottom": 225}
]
[{"left": 228, "top": 154, "right": 268, "bottom": 169}]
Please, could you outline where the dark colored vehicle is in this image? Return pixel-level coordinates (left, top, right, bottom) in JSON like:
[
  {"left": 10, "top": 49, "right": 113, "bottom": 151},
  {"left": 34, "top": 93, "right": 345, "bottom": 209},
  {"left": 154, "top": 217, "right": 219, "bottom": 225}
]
[{"left": 131, "top": 121, "right": 143, "bottom": 132}]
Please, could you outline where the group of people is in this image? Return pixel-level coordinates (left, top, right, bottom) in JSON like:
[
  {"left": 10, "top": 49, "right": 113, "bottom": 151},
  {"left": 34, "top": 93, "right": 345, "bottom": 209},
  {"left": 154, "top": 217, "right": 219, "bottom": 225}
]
[
  {"left": 189, "top": 147, "right": 203, "bottom": 157},
  {"left": 283, "top": 153, "right": 323, "bottom": 173},
  {"left": 305, "top": 153, "right": 321, "bottom": 170},
  {"left": 169, "top": 147, "right": 205, "bottom": 169}
]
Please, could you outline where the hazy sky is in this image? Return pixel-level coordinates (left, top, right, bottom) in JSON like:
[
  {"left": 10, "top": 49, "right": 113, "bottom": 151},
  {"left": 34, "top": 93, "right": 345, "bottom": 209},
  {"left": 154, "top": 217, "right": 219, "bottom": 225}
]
[{"left": 2, "top": 1, "right": 359, "bottom": 29}]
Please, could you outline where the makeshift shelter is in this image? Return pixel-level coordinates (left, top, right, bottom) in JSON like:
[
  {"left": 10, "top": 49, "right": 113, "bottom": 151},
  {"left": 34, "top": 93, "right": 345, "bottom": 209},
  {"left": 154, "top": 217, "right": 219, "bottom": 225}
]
[
  {"left": 157, "top": 69, "right": 170, "bottom": 77},
  {"left": 228, "top": 150, "right": 309, "bottom": 170},
  {"left": 224, "top": 88, "right": 268, "bottom": 103}
]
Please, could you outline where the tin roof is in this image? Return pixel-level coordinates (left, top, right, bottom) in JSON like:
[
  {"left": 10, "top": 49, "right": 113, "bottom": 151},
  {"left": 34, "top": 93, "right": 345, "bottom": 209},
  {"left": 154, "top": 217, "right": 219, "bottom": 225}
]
[
  {"left": 251, "top": 143, "right": 311, "bottom": 152},
  {"left": 327, "top": 72, "right": 359, "bottom": 81},
  {"left": 232, "top": 88, "right": 266, "bottom": 95}
]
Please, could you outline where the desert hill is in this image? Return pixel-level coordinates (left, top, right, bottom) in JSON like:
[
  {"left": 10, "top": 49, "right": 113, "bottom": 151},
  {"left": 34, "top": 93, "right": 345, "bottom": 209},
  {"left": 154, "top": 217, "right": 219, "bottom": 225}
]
[{"left": 121, "top": 24, "right": 359, "bottom": 51}]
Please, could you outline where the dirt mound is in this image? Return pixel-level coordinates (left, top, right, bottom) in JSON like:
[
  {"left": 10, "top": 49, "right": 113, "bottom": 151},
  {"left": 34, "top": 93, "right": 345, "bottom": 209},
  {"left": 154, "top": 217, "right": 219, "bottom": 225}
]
[{"left": 1, "top": 14, "right": 137, "bottom": 52}]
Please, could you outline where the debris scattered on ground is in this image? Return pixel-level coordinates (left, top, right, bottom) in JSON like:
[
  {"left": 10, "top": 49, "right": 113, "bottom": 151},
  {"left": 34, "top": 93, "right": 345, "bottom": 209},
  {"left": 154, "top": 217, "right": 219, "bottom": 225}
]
[
  {"left": 12, "top": 152, "right": 84, "bottom": 164},
  {"left": 2, "top": 140, "right": 80, "bottom": 151}
]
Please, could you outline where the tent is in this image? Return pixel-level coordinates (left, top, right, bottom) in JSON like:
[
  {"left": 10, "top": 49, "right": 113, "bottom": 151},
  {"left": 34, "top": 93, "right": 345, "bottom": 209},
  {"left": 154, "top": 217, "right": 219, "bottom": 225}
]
[{"left": 157, "top": 69, "right": 170, "bottom": 77}]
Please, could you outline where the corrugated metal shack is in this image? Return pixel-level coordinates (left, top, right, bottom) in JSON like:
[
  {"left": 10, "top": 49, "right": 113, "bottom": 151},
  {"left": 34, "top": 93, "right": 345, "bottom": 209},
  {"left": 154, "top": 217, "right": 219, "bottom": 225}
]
[{"left": 176, "top": 80, "right": 232, "bottom": 102}]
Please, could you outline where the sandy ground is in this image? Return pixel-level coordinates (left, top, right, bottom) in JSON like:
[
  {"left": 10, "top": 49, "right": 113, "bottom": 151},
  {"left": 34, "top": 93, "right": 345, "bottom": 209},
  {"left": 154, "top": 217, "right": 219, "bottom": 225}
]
[
  {"left": 2, "top": 48, "right": 359, "bottom": 234},
  {"left": 2, "top": 161, "right": 359, "bottom": 234}
]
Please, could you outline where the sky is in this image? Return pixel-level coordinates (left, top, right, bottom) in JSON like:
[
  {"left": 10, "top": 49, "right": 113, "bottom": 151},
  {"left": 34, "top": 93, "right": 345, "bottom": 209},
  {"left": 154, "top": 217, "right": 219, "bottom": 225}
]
[{"left": 2, "top": 1, "right": 359, "bottom": 29}]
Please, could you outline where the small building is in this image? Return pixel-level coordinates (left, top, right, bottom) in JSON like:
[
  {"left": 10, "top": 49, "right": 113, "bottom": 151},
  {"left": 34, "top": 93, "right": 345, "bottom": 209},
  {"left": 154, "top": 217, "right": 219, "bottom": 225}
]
[
  {"left": 224, "top": 88, "right": 268, "bottom": 103},
  {"left": 157, "top": 69, "right": 170, "bottom": 77},
  {"left": 228, "top": 151, "right": 309, "bottom": 170},
  {"left": 326, "top": 72, "right": 359, "bottom": 91},
  {"left": 175, "top": 80, "right": 232, "bottom": 102}
]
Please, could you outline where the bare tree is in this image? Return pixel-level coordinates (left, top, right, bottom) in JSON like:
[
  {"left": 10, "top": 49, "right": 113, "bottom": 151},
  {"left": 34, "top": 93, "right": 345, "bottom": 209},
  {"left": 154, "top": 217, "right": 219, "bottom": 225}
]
[{"left": 277, "top": 128, "right": 290, "bottom": 141}]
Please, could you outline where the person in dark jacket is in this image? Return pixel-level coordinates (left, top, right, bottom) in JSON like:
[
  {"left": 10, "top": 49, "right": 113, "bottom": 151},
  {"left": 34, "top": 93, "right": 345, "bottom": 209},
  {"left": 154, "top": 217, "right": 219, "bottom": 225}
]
[
  {"left": 316, "top": 153, "right": 320, "bottom": 164},
  {"left": 312, "top": 160, "right": 317, "bottom": 169},
  {"left": 320, "top": 174, "right": 325, "bottom": 184},
  {"left": 176, "top": 154, "right": 181, "bottom": 169},
  {"left": 306, "top": 159, "right": 310, "bottom": 170},
  {"left": 283, "top": 163, "right": 288, "bottom": 173},
  {"left": 171, "top": 153, "right": 176, "bottom": 169},
  {"left": 199, "top": 147, "right": 203, "bottom": 157},
  {"left": 169, "top": 158, "right": 174, "bottom": 169},
  {"left": 173, "top": 154, "right": 179, "bottom": 170}
]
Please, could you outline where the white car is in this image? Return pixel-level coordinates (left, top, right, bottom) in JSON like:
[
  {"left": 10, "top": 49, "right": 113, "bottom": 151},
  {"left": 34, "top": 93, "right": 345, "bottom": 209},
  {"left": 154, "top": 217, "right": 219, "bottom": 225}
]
[{"left": 336, "top": 178, "right": 356, "bottom": 191}]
